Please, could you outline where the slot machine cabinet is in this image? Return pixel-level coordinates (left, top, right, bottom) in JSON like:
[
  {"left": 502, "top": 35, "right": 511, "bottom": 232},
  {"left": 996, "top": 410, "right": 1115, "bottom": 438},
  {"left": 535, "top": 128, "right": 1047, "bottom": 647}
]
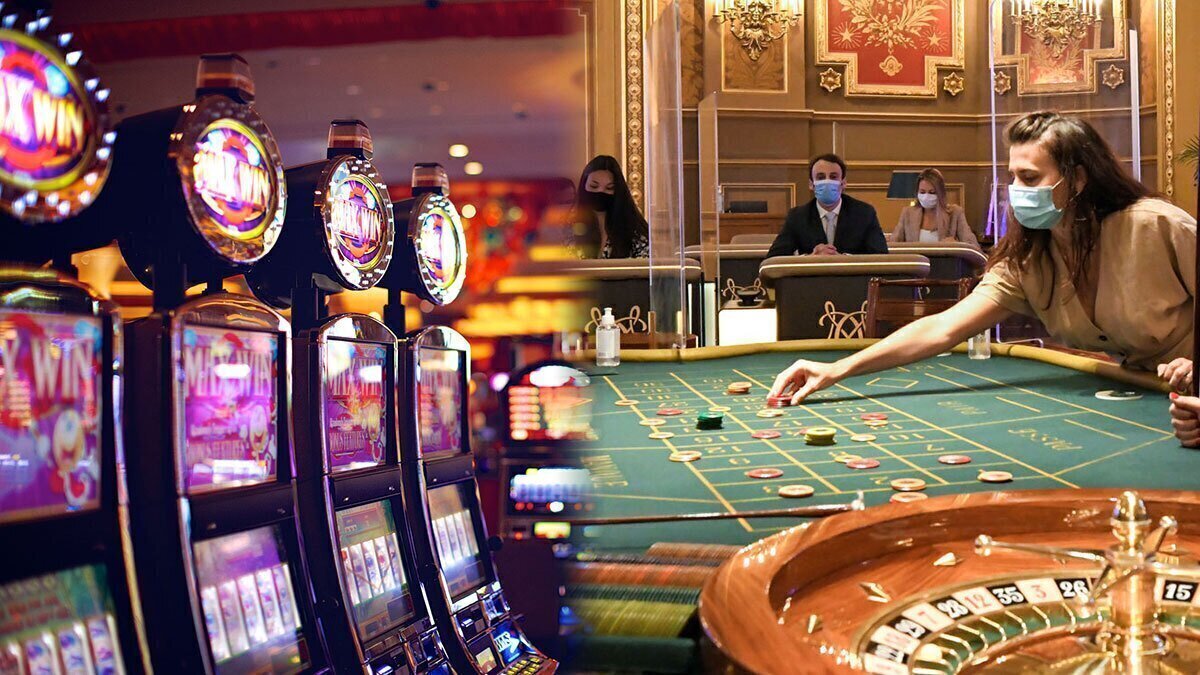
[
  {"left": 499, "top": 361, "right": 592, "bottom": 545},
  {"left": 101, "top": 54, "right": 328, "bottom": 674},
  {"left": 399, "top": 328, "right": 557, "bottom": 675},
  {"left": 0, "top": 10, "right": 148, "bottom": 673},
  {"left": 246, "top": 120, "right": 451, "bottom": 675}
]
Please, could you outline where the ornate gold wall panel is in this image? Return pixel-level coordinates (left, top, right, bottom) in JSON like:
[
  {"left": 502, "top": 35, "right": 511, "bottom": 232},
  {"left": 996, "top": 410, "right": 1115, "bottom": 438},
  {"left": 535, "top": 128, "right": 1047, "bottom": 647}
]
[
  {"left": 722, "top": 26, "right": 787, "bottom": 91},
  {"left": 814, "top": 0, "right": 966, "bottom": 98},
  {"left": 625, "top": 0, "right": 645, "bottom": 207},
  {"left": 991, "top": 0, "right": 1127, "bottom": 96}
]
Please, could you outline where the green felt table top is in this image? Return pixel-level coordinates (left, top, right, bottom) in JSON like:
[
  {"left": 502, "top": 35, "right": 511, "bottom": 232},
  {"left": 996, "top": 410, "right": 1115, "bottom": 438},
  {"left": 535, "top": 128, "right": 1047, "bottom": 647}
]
[{"left": 578, "top": 346, "right": 1185, "bottom": 552}]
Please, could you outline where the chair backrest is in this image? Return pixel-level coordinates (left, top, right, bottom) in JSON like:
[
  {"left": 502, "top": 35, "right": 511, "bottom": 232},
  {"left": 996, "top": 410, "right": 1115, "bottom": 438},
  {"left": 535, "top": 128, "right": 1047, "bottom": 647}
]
[
  {"left": 729, "top": 233, "right": 777, "bottom": 245},
  {"left": 863, "top": 276, "right": 975, "bottom": 339}
]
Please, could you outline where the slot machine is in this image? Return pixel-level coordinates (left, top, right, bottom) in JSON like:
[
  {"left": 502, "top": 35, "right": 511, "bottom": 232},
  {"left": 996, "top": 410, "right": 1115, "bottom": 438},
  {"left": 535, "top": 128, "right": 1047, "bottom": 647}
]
[
  {"left": 379, "top": 166, "right": 558, "bottom": 674},
  {"left": 246, "top": 119, "right": 451, "bottom": 675},
  {"left": 500, "top": 361, "right": 592, "bottom": 544},
  {"left": 75, "top": 53, "right": 328, "bottom": 674},
  {"left": 0, "top": 7, "right": 148, "bottom": 673}
]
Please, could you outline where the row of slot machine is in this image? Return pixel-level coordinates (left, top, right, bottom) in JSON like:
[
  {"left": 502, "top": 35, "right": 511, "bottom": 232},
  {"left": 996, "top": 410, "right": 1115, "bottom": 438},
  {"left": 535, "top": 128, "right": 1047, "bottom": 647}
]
[{"left": 0, "top": 8, "right": 557, "bottom": 675}]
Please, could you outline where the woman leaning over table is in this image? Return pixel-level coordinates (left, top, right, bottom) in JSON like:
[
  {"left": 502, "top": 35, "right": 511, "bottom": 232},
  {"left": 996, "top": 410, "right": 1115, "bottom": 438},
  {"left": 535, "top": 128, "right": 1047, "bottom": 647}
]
[{"left": 766, "top": 111, "right": 1198, "bottom": 445}]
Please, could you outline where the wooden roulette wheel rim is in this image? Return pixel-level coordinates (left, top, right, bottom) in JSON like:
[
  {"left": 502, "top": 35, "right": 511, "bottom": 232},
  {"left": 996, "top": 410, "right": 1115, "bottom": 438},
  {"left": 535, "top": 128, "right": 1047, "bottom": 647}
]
[{"left": 699, "top": 489, "right": 1200, "bottom": 674}]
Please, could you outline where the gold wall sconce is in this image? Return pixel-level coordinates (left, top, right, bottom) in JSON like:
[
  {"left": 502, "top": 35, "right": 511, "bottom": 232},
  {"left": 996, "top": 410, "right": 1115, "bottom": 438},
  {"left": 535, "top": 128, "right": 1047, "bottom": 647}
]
[{"left": 713, "top": 0, "right": 802, "bottom": 62}]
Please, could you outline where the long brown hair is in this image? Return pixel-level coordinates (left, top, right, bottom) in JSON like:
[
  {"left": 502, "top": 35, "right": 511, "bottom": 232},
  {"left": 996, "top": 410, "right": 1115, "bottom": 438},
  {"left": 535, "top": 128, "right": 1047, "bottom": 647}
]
[
  {"left": 989, "top": 111, "right": 1152, "bottom": 293},
  {"left": 570, "top": 155, "right": 649, "bottom": 258}
]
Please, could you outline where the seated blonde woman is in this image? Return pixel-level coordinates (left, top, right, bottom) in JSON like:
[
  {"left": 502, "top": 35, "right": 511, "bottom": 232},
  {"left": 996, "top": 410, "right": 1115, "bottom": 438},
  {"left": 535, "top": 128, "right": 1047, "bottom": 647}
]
[{"left": 891, "top": 168, "right": 980, "bottom": 250}]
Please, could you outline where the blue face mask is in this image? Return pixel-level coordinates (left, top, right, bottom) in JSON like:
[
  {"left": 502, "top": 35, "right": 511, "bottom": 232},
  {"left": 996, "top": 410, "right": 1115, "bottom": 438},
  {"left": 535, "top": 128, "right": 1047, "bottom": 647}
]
[
  {"left": 813, "top": 179, "right": 842, "bottom": 207},
  {"left": 1009, "top": 178, "right": 1064, "bottom": 230}
]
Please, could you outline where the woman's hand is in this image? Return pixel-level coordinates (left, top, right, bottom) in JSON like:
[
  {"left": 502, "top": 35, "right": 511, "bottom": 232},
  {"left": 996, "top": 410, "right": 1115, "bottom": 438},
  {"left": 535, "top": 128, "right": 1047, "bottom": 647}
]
[
  {"left": 770, "top": 359, "right": 842, "bottom": 404},
  {"left": 1169, "top": 393, "right": 1200, "bottom": 447},
  {"left": 1157, "top": 357, "right": 1194, "bottom": 392}
]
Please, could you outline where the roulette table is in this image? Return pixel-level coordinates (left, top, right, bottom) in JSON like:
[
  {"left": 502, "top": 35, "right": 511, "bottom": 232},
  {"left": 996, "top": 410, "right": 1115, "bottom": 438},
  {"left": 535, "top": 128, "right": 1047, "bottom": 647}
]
[
  {"left": 564, "top": 340, "right": 1194, "bottom": 673},
  {"left": 582, "top": 340, "right": 1182, "bottom": 552}
]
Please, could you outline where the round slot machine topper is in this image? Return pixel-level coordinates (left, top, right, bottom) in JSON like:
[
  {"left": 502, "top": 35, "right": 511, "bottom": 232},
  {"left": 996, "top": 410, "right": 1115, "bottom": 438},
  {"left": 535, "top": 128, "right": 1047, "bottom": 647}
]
[
  {"left": 101, "top": 54, "right": 286, "bottom": 289},
  {"left": 248, "top": 119, "right": 394, "bottom": 307},
  {"left": 0, "top": 7, "right": 115, "bottom": 259},
  {"left": 379, "top": 163, "right": 466, "bottom": 305}
]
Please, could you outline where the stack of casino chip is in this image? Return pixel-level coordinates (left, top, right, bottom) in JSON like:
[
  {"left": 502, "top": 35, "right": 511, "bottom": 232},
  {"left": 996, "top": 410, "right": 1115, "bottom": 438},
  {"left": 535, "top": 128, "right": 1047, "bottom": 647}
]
[
  {"left": 696, "top": 411, "right": 724, "bottom": 430},
  {"left": 804, "top": 427, "right": 837, "bottom": 446},
  {"left": 766, "top": 394, "right": 793, "bottom": 408},
  {"left": 726, "top": 381, "right": 751, "bottom": 395}
]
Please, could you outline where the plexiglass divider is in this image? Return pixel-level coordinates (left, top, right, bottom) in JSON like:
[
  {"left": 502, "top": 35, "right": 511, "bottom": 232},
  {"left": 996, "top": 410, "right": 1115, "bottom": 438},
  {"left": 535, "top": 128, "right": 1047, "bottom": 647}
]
[
  {"left": 645, "top": 1, "right": 689, "bottom": 347},
  {"left": 697, "top": 91, "right": 720, "bottom": 347}
]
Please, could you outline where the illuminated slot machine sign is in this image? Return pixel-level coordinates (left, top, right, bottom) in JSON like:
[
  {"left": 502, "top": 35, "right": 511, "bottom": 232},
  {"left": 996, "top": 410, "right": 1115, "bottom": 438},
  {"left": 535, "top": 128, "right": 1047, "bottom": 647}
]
[
  {"left": 320, "top": 157, "right": 393, "bottom": 290},
  {"left": 507, "top": 365, "right": 592, "bottom": 443},
  {"left": 0, "top": 309, "right": 103, "bottom": 521},
  {"left": 384, "top": 163, "right": 467, "bottom": 307},
  {"left": 322, "top": 340, "right": 387, "bottom": 472},
  {"left": 507, "top": 466, "right": 591, "bottom": 538},
  {"left": 0, "top": 566, "right": 126, "bottom": 672},
  {"left": 193, "top": 525, "right": 309, "bottom": 673},
  {"left": 179, "top": 325, "right": 279, "bottom": 491},
  {"left": 0, "top": 25, "right": 113, "bottom": 225}
]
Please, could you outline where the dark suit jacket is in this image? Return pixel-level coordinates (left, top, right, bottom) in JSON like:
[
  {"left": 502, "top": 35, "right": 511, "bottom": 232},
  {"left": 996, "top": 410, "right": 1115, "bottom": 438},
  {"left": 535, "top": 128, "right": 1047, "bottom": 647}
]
[{"left": 766, "top": 194, "right": 888, "bottom": 257}]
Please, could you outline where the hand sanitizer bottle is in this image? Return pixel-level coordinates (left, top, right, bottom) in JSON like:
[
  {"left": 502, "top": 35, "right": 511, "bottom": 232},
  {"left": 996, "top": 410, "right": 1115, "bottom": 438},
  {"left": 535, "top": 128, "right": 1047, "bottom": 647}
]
[{"left": 596, "top": 307, "right": 620, "bottom": 367}]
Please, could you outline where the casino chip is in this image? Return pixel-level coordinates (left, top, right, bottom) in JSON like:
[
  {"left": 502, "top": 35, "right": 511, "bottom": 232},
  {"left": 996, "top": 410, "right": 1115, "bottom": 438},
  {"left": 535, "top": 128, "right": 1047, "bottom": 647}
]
[
  {"left": 846, "top": 458, "right": 881, "bottom": 470},
  {"left": 860, "top": 413, "right": 888, "bottom": 421},
  {"left": 649, "top": 431, "right": 676, "bottom": 440},
  {"left": 891, "top": 478, "right": 927, "bottom": 492},
  {"left": 638, "top": 418, "right": 666, "bottom": 426},
  {"left": 657, "top": 408, "right": 685, "bottom": 416},
  {"left": 864, "top": 420, "right": 888, "bottom": 428},
  {"left": 850, "top": 434, "right": 876, "bottom": 442},
  {"left": 669, "top": 451, "right": 702, "bottom": 462},
  {"left": 767, "top": 394, "right": 794, "bottom": 408},
  {"left": 804, "top": 427, "right": 837, "bottom": 446},
  {"left": 978, "top": 470, "right": 1014, "bottom": 483},
  {"left": 696, "top": 412, "right": 724, "bottom": 430},
  {"left": 891, "top": 492, "right": 928, "bottom": 503},
  {"left": 615, "top": 399, "right": 639, "bottom": 406},
  {"left": 1095, "top": 389, "right": 1144, "bottom": 401},
  {"left": 726, "top": 382, "right": 752, "bottom": 395},
  {"left": 746, "top": 468, "right": 784, "bottom": 479},
  {"left": 778, "top": 484, "right": 814, "bottom": 498},
  {"left": 937, "top": 454, "right": 972, "bottom": 465},
  {"left": 751, "top": 430, "right": 782, "bottom": 440},
  {"left": 709, "top": 406, "right": 731, "bottom": 412},
  {"left": 756, "top": 409, "right": 784, "bottom": 418}
]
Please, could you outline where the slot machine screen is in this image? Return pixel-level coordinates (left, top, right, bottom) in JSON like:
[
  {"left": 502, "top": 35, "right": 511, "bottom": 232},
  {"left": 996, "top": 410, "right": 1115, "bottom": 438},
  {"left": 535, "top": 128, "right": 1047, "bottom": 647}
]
[
  {"left": 426, "top": 483, "right": 488, "bottom": 600},
  {"left": 489, "top": 620, "right": 525, "bottom": 665},
  {"left": 416, "top": 347, "right": 464, "bottom": 458},
  {"left": 507, "top": 466, "right": 591, "bottom": 517},
  {"left": 334, "top": 500, "right": 415, "bottom": 641},
  {"left": 0, "top": 310, "right": 103, "bottom": 524},
  {"left": 323, "top": 339, "right": 389, "bottom": 472},
  {"left": 0, "top": 565, "right": 125, "bottom": 672},
  {"left": 193, "top": 524, "right": 309, "bottom": 675},
  {"left": 507, "top": 365, "right": 591, "bottom": 443},
  {"left": 180, "top": 326, "right": 279, "bottom": 492}
]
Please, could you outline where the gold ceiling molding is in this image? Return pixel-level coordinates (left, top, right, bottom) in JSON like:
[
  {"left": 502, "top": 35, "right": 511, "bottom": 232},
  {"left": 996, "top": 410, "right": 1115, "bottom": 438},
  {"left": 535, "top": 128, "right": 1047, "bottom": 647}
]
[
  {"left": 678, "top": 105, "right": 1157, "bottom": 124},
  {"left": 625, "top": 0, "right": 645, "bottom": 208},
  {"left": 991, "top": 0, "right": 1127, "bottom": 96},
  {"left": 813, "top": 0, "right": 965, "bottom": 98}
]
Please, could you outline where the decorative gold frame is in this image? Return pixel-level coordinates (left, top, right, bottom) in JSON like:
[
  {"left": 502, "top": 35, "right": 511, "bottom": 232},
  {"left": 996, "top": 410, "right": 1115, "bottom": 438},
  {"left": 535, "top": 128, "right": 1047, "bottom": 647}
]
[
  {"left": 990, "top": 0, "right": 1127, "bottom": 96},
  {"left": 625, "top": 0, "right": 645, "bottom": 207},
  {"left": 813, "top": 0, "right": 965, "bottom": 98},
  {"left": 1161, "top": 0, "right": 1175, "bottom": 198}
]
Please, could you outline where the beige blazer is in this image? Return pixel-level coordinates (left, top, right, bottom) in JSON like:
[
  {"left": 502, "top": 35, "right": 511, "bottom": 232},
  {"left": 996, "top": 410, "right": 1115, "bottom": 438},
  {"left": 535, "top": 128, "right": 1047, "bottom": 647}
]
[
  {"left": 975, "top": 198, "right": 1196, "bottom": 371},
  {"left": 892, "top": 204, "right": 980, "bottom": 250}
]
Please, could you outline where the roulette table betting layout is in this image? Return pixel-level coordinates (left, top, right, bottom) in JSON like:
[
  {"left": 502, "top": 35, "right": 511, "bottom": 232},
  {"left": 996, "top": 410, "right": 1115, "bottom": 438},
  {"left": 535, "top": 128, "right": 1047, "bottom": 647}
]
[{"left": 583, "top": 340, "right": 1183, "bottom": 552}]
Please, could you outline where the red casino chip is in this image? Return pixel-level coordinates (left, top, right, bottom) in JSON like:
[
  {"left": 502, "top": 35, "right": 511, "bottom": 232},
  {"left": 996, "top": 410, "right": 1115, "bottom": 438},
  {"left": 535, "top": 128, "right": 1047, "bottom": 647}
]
[
  {"left": 860, "top": 413, "right": 889, "bottom": 421},
  {"left": 767, "top": 395, "right": 794, "bottom": 408},
  {"left": 656, "top": 408, "right": 684, "bottom": 416},
  {"left": 846, "top": 458, "right": 881, "bottom": 470},
  {"left": 751, "top": 430, "right": 782, "bottom": 440},
  {"left": 937, "top": 454, "right": 972, "bottom": 465},
  {"left": 745, "top": 468, "right": 784, "bottom": 479}
]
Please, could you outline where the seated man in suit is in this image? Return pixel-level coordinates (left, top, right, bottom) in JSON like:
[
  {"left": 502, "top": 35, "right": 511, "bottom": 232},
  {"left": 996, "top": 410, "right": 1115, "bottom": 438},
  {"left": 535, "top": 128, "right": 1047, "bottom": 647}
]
[{"left": 766, "top": 154, "right": 888, "bottom": 257}]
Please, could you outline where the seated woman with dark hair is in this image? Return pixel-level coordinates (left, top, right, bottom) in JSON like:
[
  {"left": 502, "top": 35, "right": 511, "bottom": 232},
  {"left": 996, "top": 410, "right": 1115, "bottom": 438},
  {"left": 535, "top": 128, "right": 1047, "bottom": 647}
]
[
  {"left": 568, "top": 155, "right": 649, "bottom": 259},
  {"left": 891, "top": 168, "right": 980, "bottom": 250}
]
